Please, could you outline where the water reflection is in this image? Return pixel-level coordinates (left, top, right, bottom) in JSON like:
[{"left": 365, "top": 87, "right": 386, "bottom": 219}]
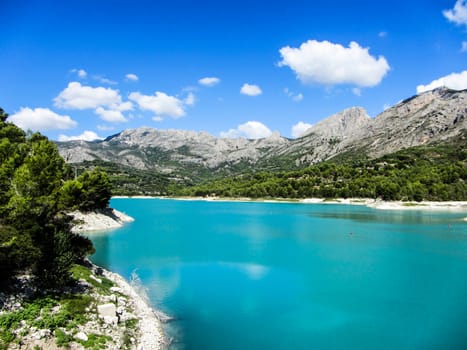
[{"left": 311, "top": 206, "right": 465, "bottom": 225}]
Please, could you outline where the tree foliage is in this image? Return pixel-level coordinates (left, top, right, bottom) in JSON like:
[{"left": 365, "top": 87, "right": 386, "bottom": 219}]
[
  {"left": 60, "top": 168, "right": 111, "bottom": 211},
  {"left": 0, "top": 109, "right": 109, "bottom": 289},
  {"left": 176, "top": 145, "right": 467, "bottom": 201}
]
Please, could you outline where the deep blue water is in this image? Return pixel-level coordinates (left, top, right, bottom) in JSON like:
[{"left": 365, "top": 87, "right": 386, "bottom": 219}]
[{"left": 88, "top": 198, "right": 467, "bottom": 350}]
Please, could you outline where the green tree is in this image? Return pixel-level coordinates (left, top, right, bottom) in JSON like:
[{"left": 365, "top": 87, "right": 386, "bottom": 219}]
[
  {"left": 0, "top": 109, "right": 99, "bottom": 289},
  {"left": 75, "top": 168, "right": 112, "bottom": 211}
]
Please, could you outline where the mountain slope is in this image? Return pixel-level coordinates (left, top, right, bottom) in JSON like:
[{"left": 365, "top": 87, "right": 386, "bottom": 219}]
[{"left": 57, "top": 88, "right": 467, "bottom": 181}]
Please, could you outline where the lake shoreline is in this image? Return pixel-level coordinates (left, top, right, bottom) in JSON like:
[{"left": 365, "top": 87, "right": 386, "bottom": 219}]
[
  {"left": 112, "top": 195, "right": 467, "bottom": 212},
  {"left": 70, "top": 208, "right": 135, "bottom": 233},
  {"left": 98, "top": 264, "right": 167, "bottom": 350},
  {"left": 70, "top": 209, "right": 168, "bottom": 349}
]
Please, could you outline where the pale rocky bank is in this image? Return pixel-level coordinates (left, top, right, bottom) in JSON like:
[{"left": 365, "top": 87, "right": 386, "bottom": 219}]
[
  {"left": 0, "top": 209, "right": 167, "bottom": 349},
  {"left": 70, "top": 208, "right": 134, "bottom": 233}
]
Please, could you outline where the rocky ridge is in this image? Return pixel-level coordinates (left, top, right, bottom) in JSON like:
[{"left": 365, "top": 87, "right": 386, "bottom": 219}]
[{"left": 57, "top": 88, "right": 467, "bottom": 176}]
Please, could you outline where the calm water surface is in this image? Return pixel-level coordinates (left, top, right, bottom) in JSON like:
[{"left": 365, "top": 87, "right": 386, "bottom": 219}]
[{"left": 89, "top": 198, "right": 467, "bottom": 350}]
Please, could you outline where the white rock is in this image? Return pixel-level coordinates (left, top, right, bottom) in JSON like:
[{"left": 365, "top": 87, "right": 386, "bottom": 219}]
[
  {"left": 97, "top": 303, "right": 116, "bottom": 318},
  {"left": 38, "top": 329, "right": 51, "bottom": 338},
  {"left": 110, "top": 286, "right": 122, "bottom": 293},
  {"left": 90, "top": 274, "right": 102, "bottom": 284},
  {"left": 102, "top": 315, "right": 118, "bottom": 325},
  {"left": 75, "top": 331, "right": 88, "bottom": 341}
]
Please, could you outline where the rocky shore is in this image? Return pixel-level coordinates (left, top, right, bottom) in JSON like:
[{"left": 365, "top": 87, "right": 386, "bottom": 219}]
[
  {"left": 300, "top": 198, "right": 467, "bottom": 210},
  {"left": 94, "top": 263, "right": 167, "bottom": 350},
  {"left": 70, "top": 208, "right": 134, "bottom": 233},
  {"left": 0, "top": 209, "right": 168, "bottom": 349},
  {"left": 0, "top": 262, "right": 167, "bottom": 350}
]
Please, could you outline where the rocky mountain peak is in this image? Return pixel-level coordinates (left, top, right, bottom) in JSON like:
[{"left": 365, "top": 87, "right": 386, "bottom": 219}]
[
  {"left": 57, "top": 88, "right": 466, "bottom": 176},
  {"left": 302, "top": 106, "right": 370, "bottom": 139}
]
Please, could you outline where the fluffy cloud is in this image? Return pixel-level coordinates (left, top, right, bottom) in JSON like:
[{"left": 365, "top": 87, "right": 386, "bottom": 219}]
[
  {"left": 220, "top": 121, "right": 272, "bottom": 139},
  {"left": 129, "top": 91, "right": 186, "bottom": 118},
  {"left": 9, "top": 107, "right": 77, "bottom": 131},
  {"left": 126, "top": 73, "right": 139, "bottom": 81},
  {"left": 240, "top": 83, "right": 262, "bottom": 96},
  {"left": 416, "top": 70, "right": 467, "bottom": 93},
  {"left": 278, "top": 40, "right": 390, "bottom": 87},
  {"left": 115, "top": 101, "right": 133, "bottom": 111},
  {"left": 54, "top": 82, "right": 122, "bottom": 110},
  {"left": 443, "top": 0, "right": 467, "bottom": 26},
  {"left": 95, "top": 107, "right": 128, "bottom": 122},
  {"left": 58, "top": 131, "right": 103, "bottom": 142},
  {"left": 198, "top": 77, "right": 220, "bottom": 87},
  {"left": 291, "top": 121, "right": 313, "bottom": 138}
]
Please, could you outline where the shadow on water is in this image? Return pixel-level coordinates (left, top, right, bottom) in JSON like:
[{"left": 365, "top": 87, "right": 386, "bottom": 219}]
[
  {"left": 85, "top": 231, "right": 110, "bottom": 269},
  {"left": 310, "top": 206, "right": 466, "bottom": 226}
]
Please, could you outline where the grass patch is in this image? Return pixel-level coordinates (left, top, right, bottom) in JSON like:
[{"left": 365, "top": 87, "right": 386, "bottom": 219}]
[
  {"left": 70, "top": 264, "right": 114, "bottom": 293},
  {"left": 122, "top": 318, "right": 139, "bottom": 347},
  {"left": 55, "top": 329, "right": 73, "bottom": 347},
  {"left": 77, "top": 333, "right": 112, "bottom": 349},
  {"left": 0, "top": 292, "right": 94, "bottom": 348}
]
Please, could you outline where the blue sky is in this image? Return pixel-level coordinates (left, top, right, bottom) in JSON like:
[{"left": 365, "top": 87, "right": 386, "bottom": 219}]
[{"left": 1, "top": 0, "right": 466, "bottom": 141}]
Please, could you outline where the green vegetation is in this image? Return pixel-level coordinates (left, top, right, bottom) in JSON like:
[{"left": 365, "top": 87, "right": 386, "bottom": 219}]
[
  {"left": 71, "top": 160, "right": 173, "bottom": 196},
  {"left": 0, "top": 292, "right": 93, "bottom": 349},
  {"left": 176, "top": 144, "right": 466, "bottom": 201},
  {"left": 0, "top": 107, "right": 146, "bottom": 348},
  {"left": 70, "top": 264, "right": 114, "bottom": 294},
  {"left": 76, "top": 333, "right": 112, "bottom": 349},
  {"left": 0, "top": 107, "right": 111, "bottom": 288}
]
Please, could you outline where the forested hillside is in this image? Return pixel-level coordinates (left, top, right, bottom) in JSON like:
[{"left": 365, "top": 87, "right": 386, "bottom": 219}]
[
  {"left": 0, "top": 108, "right": 111, "bottom": 289},
  {"left": 177, "top": 144, "right": 467, "bottom": 201}
]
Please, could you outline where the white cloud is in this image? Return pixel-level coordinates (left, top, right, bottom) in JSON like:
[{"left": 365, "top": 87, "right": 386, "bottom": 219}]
[
  {"left": 220, "top": 121, "right": 272, "bottom": 139},
  {"left": 198, "top": 77, "right": 220, "bottom": 87},
  {"left": 9, "top": 107, "right": 77, "bottom": 131},
  {"left": 184, "top": 92, "right": 196, "bottom": 106},
  {"left": 115, "top": 101, "right": 133, "bottom": 111},
  {"left": 278, "top": 40, "right": 390, "bottom": 87},
  {"left": 240, "top": 83, "right": 262, "bottom": 96},
  {"left": 129, "top": 91, "right": 186, "bottom": 118},
  {"left": 291, "top": 121, "right": 313, "bottom": 138},
  {"left": 71, "top": 68, "right": 87, "bottom": 79},
  {"left": 58, "top": 131, "right": 103, "bottom": 142},
  {"left": 443, "top": 0, "right": 467, "bottom": 26},
  {"left": 293, "top": 93, "right": 304, "bottom": 102},
  {"left": 352, "top": 87, "right": 362, "bottom": 96},
  {"left": 462, "top": 41, "right": 467, "bottom": 52},
  {"left": 284, "top": 88, "right": 303, "bottom": 102},
  {"left": 416, "top": 70, "right": 467, "bottom": 93},
  {"left": 94, "top": 76, "right": 117, "bottom": 85},
  {"left": 126, "top": 73, "right": 139, "bottom": 81},
  {"left": 97, "top": 124, "right": 115, "bottom": 131},
  {"left": 77, "top": 69, "right": 87, "bottom": 78},
  {"left": 378, "top": 31, "right": 387, "bottom": 38},
  {"left": 54, "top": 82, "right": 122, "bottom": 110},
  {"left": 152, "top": 116, "right": 163, "bottom": 122},
  {"left": 95, "top": 107, "right": 128, "bottom": 123}
]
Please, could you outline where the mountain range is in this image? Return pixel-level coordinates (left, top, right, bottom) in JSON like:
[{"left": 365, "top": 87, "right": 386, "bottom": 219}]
[{"left": 57, "top": 87, "right": 466, "bottom": 181}]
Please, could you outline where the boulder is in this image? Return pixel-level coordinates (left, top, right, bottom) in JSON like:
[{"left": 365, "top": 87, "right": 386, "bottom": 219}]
[{"left": 97, "top": 303, "right": 116, "bottom": 318}]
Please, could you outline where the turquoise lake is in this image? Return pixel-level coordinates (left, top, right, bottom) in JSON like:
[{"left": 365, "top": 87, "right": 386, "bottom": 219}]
[{"left": 89, "top": 198, "right": 467, "bottom": 349}]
